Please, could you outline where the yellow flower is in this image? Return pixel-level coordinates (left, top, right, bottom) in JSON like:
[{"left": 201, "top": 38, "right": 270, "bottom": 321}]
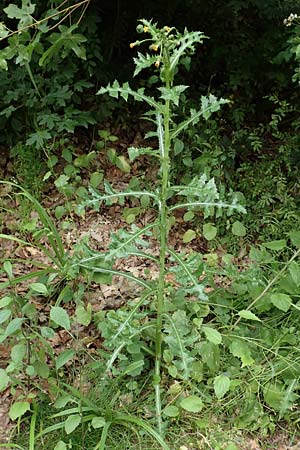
[
  {"left": 164, "top": 26, "right": 171, "bottom": 32},
  {"left": 143, "top": 26, "right": 149, "bottom": 32},
  {"left": 130, "top": 42, "right": 136, "bottom": 48},
  {"left": 155, "top": 60, "right": 160, "bottom": 68},
  {"left": 151, "top": 44, "right": 159, "bottom": 52}
]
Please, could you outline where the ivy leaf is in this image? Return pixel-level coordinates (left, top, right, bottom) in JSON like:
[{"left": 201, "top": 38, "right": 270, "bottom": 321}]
[
  {"left": 4, "top": 2, "right": 35, "bottom": 28},
  {"left": 214, "top": 374, "right": 230, "bottom": 399},
  {"left": 270, "top": 293, "right": 292, "bottom": 312}
]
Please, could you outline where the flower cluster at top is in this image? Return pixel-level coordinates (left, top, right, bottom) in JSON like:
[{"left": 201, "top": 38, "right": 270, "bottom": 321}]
[
  {"left": 129, "top": 22, "right": 173, "bottom": 68},
  {"left": 283, "top": 13, "right": 299, "bottom": 26}
]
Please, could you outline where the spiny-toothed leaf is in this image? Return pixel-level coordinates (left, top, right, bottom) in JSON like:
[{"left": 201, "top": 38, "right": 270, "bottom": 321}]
[
  {"left": 158, "top": 85, "right": 189, "bottom": 106},
  {"left": 128, "top": 146, "right": 157, "bottom": 162},
  {"left": 97, "top": 81, "right": 162, "bottom": 111},
  {"left": 133, "top": 52, "right": 158, "bottom": 76}
]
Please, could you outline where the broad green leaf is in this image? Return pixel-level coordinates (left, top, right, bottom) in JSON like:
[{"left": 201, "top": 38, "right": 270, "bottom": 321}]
[
  {"left": 56, "top": 349, "right": 75, "bottom": 370},
  {"left": 182, "top": 229, "right": 196, "bottom": 243},
  {"left": 229, "top": 340, "right": 254, "bottom": 367},
  {"left": 289, "top": 231, "right": 300, "bottom": 247},
  {"left": 41, "top": 327, "right": 55, "bottom": 339},
  {"left": 183, "top": 211, "right": 194, "bottom": 222},
  {"left": 5, "top": 318, "right": 23, "bottom": 336},
  {"left": 202, "top": 326, "right": 222, "bottom": 345},
  {"left": 54, "top": 441, "right": 67, "bottom": 450},
  {"left": 9, "top": 401, "right": 30, "bottom": 420},
  {"left": 64, "top": 414, "right": 81, "bottom": 434},
  {"left": 75, "top": 304, "right": 92, "bottom": 326},
  {"left": 50, "top": 306, "right": 71, "bottom": 330},
  {"left": 116, "top": 155, "right": 131, "bottom": 173},
  {"left": 0, "top": 296, "right": 12, "bottom": 308},
  {"left": 3, "top": 261, "right": 13, "bottom": 278},
  {"left": 91, "top": 417, "right": 106, "bottom": 429},
  {"left": 262, "top": 240, "right": 287, "bottom": 251},
  {"left": 163, "top": 405, "right": 180, "bottom": 417},
  {"left": 224, "top": 445, "right": 239, "bottom": 450},
  {"left": 289, "top": 261, "right": 300, "bottom": 286},
  {"left": 231, "top": 221, "right": 246, "bottom": 237},
  {"left": 11, "top": 343, "right": 26, "bottom": 362},
  {"left": 0, "top": 309, "right": 11, "bottom": 324},
  {"left": 203, "top": 223, "right": 217, "bottom": 240},
  {"left": 270, "top": 293, "right": 292, "bottom": 312},
  {"left": 30, "top": 282, "right": 48, "bottom": 295},
  {"left": 0, "top": 369, "right": 9, "bottom": 391},
  {"left": 238, "top": 310, "right": 261, "bottom": 322},
  {"left": 214, "top": 374, "right": 230, "bottom": 399},
  {"left": 90, "top": 171, "right": 104, "bottom": 188},
  {"left": 180, "top": 396, "right": 203, "bottom": 413}
]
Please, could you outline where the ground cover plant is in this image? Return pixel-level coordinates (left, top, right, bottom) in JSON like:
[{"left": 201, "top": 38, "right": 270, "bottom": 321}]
[{"left": 1, "top": 11, "right": 300, "bottom": 450}]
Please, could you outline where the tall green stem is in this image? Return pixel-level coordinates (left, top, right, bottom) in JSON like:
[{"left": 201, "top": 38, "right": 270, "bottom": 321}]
[{"left": 155, "top": 54, "right": 172, "bottom": 433}]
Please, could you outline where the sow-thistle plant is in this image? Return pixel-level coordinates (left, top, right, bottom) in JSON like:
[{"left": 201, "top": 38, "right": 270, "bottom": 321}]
[{"left": 80, "top": 19, "right": 245, "bottom": 434}]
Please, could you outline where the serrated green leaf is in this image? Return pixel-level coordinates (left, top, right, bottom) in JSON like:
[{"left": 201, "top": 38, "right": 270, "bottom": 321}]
[
  {"left": 238, "top": 310, "right": 261, "bottom": 322},
  {"left": 270, "top": 293, "right": 292, "bottom": 312},
  {"left": 64, "top": 414, "right": 81, "bottom": 434},
  {"left": 56, "top": 349, "right": 75, "bottom": 370},
  {"left": 229, "top": 340, "right": 254, "bottom": 367},
  {"left": 163, "top": 405, "right": 180, "bottom": 417},
  {"left": 11, "top": 343, "right": 26, "bottom": 362},
  {"left": 75, "top": 304, "right": 92, "bottom": 326},
  {"left": 214, "top": 374, "right": 230, "bottom": 399},
  {"left": 289, "top": 261, "right": 300, "bottom": 286},
  {"left": 203, "top": 223, "right": 217, "bottom": 240},
  {"left": 50, "top": 306, "right": 70, "bottom": 330},
  {"left": 180, "top": 396, "right": 203, "bottom": 413},
  {"left": 202, "top": 326, "right": 222, "bottom": 345}
]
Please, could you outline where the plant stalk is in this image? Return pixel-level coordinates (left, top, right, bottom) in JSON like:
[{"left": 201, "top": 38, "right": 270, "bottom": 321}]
[{"left": 155, "top": 53, "right": 172, "bottom": 434}]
